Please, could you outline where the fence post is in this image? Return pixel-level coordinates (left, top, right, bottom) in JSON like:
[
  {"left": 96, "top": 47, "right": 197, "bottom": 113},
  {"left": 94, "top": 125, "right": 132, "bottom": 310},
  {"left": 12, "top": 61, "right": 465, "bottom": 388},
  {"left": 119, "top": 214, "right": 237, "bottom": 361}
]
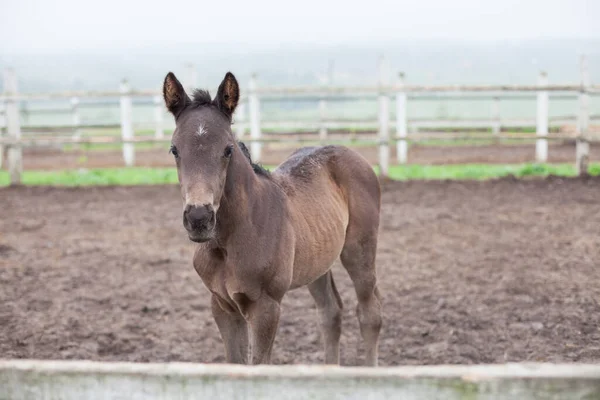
[
  {"left": 70, "top": 97, "right": 81, "bottom": 140},
  {"left": 536, "top": 71, "right": 548, "bottom": 162},
  {"left": 576, "top": 55, "right": 590, "bottom": 176},
  {"left": 318, "top": 62, "right": 333, "bottom": 142},
  {"left": 320, "top": 60, "right": 335, "bottom": 141},
  {"left": 119, "top": 80, "right": 135, "bottom": 166},
  {"left": 396, "top": 72, "right": 407, "bottom": 164},
  {"left": 4, "top": 69, "right": 22, "bottom": 185},
  {"left": 153, "top": 95, "right": 164, "bottom": 139},
  {"left": 318, "top": 97, "right": 327, "bottom": 141},
  {"left": 491, "top": 96, "right": 501, "bottom": 135},
  {"left": 235, "top": 102, "right": 246, "bottom": 139},
  {"left": 0, "top": 102, "right": 5, "bottom": 169},
  {"left": 185, "top": 63, "right": 197, "bottom": 92},
  {"left": 249, "top": 74, "right": 262, "bottom": 161},
  {"left": 378, "top": 56, "right": 390, "bottom": 176}
]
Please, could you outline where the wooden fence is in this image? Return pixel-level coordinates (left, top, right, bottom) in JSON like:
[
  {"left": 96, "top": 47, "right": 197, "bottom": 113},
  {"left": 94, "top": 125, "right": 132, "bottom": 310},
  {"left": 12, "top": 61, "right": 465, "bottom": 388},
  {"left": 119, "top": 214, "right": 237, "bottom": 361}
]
[
  {"left": 3, "top": 360, "right": 600, "bottom": 399},
  {"left": 1, "top": 56, "right": 598, "bottom": 185}
]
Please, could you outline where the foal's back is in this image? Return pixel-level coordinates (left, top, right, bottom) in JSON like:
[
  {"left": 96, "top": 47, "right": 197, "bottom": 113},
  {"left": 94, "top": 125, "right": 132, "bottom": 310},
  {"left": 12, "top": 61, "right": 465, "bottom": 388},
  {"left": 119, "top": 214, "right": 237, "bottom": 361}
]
[
  {"left": 273, "top": 145, "right": 381, "bottom": 289},
  {"left": 272, "top": 145, "right": 383, "bottom": 365}
]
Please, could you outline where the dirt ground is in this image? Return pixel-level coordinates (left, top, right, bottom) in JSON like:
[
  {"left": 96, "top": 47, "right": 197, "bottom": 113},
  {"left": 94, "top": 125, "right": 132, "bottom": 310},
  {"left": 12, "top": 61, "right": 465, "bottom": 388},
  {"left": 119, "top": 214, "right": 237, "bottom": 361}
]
[
  {"left": 14, "top": 141, "right": 600, "bottom": 170},
  {"left": 1, "top": 177, "right": 600, "bottom": 366}
]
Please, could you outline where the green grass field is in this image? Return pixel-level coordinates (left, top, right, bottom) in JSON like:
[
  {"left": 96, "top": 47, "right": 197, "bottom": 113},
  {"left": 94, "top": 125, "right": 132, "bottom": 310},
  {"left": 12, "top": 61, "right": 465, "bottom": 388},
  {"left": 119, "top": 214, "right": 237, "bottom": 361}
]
[{"left": 1, "top": 163, "right": 598, "bottom": 186}]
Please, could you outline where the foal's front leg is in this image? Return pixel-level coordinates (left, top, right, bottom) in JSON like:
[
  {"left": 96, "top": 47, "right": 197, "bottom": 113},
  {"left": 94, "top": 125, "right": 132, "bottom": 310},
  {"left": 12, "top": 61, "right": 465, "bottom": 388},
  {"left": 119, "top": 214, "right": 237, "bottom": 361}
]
[
  {"left": 211, "top": 295, "right": 249, "bottom": 364},
  {"left": 245, "top": 294, "right": 281, "bottom": 364}
]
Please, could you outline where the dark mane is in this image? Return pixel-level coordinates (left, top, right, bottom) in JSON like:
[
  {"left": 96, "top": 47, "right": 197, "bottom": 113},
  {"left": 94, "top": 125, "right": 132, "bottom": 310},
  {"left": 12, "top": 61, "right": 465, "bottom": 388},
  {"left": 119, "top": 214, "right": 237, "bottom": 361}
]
[
  {"left": 190, "top": 88, "right": 234, "bottom": 121},
  {"left": 237, "top": 141, "right": 270, "bottom": 177},
  {"left": 190, "top": 89, "right": 213, "bottom": 108}
]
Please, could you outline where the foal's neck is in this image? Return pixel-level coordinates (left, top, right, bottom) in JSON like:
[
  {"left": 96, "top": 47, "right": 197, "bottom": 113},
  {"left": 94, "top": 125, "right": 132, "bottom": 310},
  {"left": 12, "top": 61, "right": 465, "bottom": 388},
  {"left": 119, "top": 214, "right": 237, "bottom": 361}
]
[{"left": 215, "top": 146, "right": 268, "bottom": 243}]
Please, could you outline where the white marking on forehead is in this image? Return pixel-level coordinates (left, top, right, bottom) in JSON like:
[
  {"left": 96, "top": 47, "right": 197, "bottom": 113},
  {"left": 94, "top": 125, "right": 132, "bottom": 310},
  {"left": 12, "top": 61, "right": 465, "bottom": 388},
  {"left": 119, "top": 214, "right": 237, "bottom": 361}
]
[{"left": 196, "top": 124, "right": 207, "bottom": 137}]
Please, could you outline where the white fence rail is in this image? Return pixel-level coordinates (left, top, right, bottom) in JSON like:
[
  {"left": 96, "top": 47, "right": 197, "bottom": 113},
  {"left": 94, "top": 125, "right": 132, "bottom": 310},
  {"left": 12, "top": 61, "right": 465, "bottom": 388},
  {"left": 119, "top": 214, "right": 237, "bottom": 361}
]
[
  {"left": 2, "top": 360, "right": 600, "bottom": 400},
  {"left": 0, "top": 56, "right": 598, "bottom": 185}
]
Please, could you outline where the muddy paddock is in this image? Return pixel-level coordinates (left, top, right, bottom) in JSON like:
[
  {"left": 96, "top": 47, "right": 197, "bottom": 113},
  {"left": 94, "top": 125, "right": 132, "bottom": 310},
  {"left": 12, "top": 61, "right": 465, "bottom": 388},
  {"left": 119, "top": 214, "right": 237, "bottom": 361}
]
[{"left": 1, "top": 177, "right": 599, "bottom": 366}]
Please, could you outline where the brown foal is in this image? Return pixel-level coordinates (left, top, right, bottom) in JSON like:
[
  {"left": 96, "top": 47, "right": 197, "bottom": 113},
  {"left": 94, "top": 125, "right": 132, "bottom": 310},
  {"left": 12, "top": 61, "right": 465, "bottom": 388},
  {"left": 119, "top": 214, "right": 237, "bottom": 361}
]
[{"left": 163, "top": 71, "right": 382, "bottom": 365}]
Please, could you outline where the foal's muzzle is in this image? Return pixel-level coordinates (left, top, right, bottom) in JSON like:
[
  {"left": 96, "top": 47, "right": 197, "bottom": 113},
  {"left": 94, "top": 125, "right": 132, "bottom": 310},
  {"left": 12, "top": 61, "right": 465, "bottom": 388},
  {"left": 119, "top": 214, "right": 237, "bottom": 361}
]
[{"left": 183, "top": 204, "right": 215, "bottom": 242}]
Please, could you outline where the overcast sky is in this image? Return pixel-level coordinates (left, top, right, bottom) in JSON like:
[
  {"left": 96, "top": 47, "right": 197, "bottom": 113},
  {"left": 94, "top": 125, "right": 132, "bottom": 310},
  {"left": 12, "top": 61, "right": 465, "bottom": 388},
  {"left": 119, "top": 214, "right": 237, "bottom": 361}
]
[{"left": 1, "top": 0, "right": 598, "bottom": 53}]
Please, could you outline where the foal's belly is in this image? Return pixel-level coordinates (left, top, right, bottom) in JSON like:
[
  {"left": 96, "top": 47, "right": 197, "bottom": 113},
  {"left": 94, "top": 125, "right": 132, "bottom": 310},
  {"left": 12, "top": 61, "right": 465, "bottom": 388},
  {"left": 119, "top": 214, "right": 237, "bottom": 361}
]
[{"left": 289, "top": 196, "right": 348, "bottom": 289}]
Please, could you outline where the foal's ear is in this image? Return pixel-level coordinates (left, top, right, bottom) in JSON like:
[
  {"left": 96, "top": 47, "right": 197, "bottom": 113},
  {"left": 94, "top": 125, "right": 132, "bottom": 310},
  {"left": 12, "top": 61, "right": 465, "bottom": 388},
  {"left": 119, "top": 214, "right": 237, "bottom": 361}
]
[
  {"left": 213, "top": 72, "right": 240, "bottom": 119},
  {"left": 163, "top": 72, "right": 190, "bottom": 117}
]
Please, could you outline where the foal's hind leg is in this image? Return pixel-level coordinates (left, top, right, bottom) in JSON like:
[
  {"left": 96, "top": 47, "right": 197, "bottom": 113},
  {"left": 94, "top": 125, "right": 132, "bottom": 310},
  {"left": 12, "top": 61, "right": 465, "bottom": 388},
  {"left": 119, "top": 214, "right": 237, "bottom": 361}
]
[
  {"left": 308, "top": 270, "right": 343, "bottom": 364},
  {"left": 340, "top": 231, "right": 382, "bottom": 366}
]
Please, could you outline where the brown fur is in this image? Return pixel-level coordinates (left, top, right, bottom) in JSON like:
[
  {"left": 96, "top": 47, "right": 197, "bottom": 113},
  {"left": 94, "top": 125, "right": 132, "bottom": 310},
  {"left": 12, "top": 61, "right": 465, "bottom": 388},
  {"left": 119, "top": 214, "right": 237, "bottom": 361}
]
[{"left": 164, "top": 71, "right": 382, "bottom": 365}]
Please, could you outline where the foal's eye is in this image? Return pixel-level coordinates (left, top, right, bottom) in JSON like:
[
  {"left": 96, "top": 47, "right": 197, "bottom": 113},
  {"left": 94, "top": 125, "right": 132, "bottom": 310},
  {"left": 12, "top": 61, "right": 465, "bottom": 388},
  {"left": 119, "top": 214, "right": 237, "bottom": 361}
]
[
  {"left": 224, "top": 144, "right": 234, "bottom": 158},
  {"left": 170, "top": 145, "right": 179, "bottom": 158}
]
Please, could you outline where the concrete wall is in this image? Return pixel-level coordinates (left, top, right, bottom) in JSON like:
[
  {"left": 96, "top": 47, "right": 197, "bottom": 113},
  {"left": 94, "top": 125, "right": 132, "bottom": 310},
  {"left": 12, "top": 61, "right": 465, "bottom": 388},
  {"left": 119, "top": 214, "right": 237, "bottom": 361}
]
[{"left": 1, "top": 360, "right": 600, "bottom": 400}]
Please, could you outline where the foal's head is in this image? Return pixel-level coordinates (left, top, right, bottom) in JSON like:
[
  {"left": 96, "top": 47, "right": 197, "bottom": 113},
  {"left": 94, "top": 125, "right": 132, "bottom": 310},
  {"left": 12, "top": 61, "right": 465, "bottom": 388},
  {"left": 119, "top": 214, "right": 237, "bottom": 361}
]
[{"left": 163, "top": 71, "right": 240, "bottom": 243}]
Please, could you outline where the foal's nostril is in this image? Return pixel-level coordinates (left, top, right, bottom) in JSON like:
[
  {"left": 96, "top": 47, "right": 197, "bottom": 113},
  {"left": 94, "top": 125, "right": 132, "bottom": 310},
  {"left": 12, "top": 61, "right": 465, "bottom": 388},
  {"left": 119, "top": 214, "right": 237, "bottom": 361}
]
[{"left": 184, "top": 204, "right": 215, "bottom": 230}]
